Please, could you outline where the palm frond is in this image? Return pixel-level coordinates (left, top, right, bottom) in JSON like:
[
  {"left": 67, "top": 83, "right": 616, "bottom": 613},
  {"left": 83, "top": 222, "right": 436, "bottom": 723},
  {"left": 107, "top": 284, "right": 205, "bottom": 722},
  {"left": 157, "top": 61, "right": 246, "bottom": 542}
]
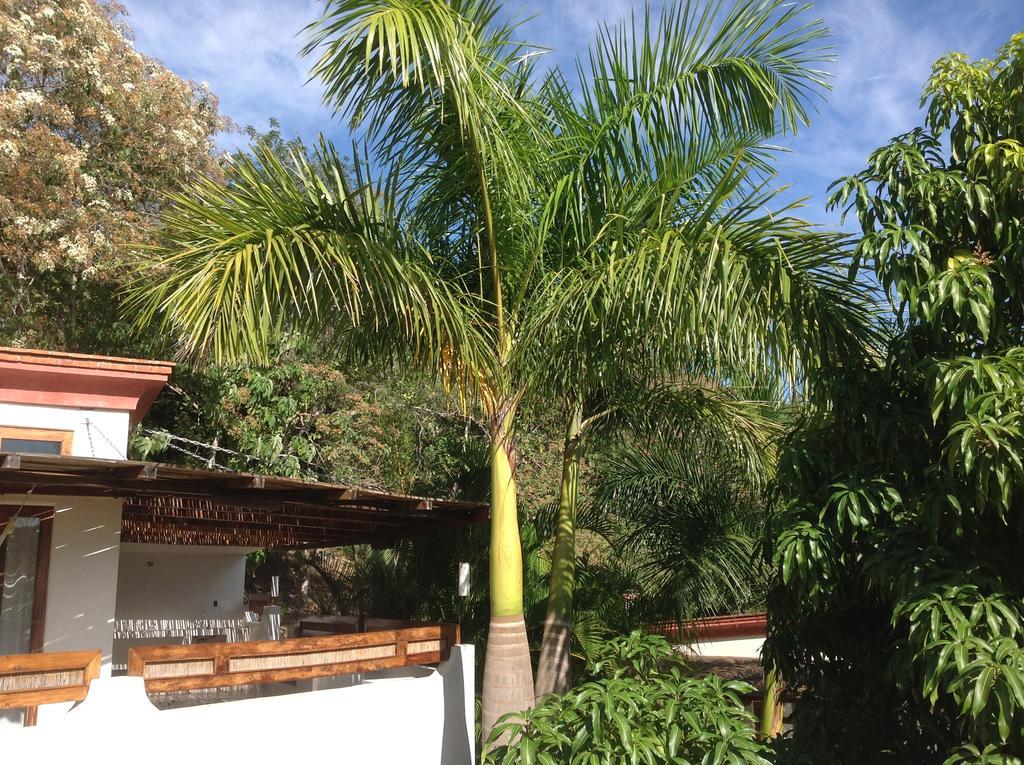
[
  {"left": 303, "top": 0, "right": 553, "bottom": 306},
  {"left": 591, "top": 426, "right": 770, "bottom": 622},
  {"left": 127, "top": 139, "right": 485, "bottom": 375},
  {"left": 548, "top": 180, "right": 883, "bottom": 400}
]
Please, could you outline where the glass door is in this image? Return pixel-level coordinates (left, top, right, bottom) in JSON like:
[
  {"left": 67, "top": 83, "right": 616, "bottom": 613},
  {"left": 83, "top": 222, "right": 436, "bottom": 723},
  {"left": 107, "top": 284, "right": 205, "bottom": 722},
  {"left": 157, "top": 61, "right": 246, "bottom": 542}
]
[{"left": 0, "top": 506, "right": 52, "bottom": 727}]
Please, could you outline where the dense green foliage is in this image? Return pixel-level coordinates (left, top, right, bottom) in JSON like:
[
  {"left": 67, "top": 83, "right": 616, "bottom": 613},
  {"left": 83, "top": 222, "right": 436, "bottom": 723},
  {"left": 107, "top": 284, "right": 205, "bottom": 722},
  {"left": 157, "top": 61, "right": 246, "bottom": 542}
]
[
  {"left": 591, "top": 421, "right": 772, "bottom": 625},
  {"left": 133, "top": 353, "right": 491, "bottom": 496},
  {"left": 766, "top": 35, "right": 1024, "bottom": 764},
  {"left": 485, "top": 631, "right": 771, "bottom": 765}
]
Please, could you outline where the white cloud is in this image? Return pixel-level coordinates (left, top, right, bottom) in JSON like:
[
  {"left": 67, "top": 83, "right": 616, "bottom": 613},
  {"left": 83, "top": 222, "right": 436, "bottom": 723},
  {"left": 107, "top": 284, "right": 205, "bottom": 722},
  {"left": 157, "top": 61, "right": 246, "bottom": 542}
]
[
  {"left": 775, "top": 0, "right": 1009, "bottom": 224},
  {"left": 120, "top": 0, "right": 339, "bottom": 149},
  {"left": 513, "top": 0, "right": 636, "bottom": 69}
]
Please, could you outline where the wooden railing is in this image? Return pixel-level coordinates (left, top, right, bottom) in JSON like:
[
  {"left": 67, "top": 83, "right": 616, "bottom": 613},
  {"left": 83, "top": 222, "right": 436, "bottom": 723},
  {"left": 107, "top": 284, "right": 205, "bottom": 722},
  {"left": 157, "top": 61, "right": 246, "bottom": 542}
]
[
  {"left": 297, "top": 615, "right": 432, "bottom": 636},
  {"left": 0, "top": 650, "right": 101, "bottom": 710},
  {"left": 127, "top": 624, "right": 460, "bottom": 693}
]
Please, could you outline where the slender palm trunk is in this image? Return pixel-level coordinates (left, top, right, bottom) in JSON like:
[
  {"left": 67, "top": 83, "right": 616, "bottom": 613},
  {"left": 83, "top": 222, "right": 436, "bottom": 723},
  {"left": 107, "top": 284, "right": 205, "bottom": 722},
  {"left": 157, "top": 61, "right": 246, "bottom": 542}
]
[
  {"left": 535, "top": 403, "right": 583, "bottom": 698},
  {"left": 481, "top": 408, "right": 535, "bottom": 744},
  {"left": 474, "top": 128, "right": 535, "bottom": 741},
  {"left": 760, "top": 666, "right": 784, "bottom": 739}
]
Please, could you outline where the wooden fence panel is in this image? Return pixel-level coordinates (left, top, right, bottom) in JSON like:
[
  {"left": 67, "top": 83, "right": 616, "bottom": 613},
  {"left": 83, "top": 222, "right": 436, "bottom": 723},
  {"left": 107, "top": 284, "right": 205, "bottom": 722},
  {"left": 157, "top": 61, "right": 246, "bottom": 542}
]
[
  {"left": 0, "top": 650, "right": 101, "bottom": 710},
  {"left": 127, "top": 624, "right": 460, "bottom": 693}
]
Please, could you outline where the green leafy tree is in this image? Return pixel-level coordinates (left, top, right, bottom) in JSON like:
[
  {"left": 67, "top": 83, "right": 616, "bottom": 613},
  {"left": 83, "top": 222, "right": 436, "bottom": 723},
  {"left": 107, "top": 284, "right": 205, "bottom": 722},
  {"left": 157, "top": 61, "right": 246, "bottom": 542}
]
[
  {"left": 0, "top": 0, "right": 223, "bottom": 350},
  {"left": 766, "top": 34, "right": 1024, "bottom": 764},
  {"left": 136, "top": 355, "right": 488, "bottom": 491}
]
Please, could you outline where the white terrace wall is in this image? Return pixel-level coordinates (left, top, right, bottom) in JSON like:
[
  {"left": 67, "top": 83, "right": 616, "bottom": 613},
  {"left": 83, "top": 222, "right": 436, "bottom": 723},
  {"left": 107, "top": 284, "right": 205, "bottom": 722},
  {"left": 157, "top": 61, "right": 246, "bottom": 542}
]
[
  {"left": 115, "top": 544, "right": 248, "bottom": 619},
  {"left": 684, "top": 634, "right": 765, "bottom": 659},
  {"left": 2, "top": 644, "right": 477, "bottom": 765}
]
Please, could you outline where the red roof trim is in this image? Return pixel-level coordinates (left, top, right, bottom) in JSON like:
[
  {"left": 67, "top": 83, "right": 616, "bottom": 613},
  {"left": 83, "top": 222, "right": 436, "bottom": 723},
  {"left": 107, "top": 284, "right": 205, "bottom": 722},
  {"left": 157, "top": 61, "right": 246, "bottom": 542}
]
[
  {"left": 0, "top": 347, "right": 173, "bottom": 426},
  {"left": 649, "top": 613, "right": 766, "bottom": 642}
]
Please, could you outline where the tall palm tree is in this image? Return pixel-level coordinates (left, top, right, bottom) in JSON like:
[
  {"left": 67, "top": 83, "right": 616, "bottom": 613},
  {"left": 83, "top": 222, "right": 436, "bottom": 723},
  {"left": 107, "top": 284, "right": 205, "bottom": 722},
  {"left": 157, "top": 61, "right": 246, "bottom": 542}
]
[
  {"left": 523, "top": 4, "right": 879, "bottom": 695},
  {"left": 133, "top": 1, "right": 550, "bottom": 734},
  {"left": 128, "top": 0, "right": 876, "bottom": 738}
]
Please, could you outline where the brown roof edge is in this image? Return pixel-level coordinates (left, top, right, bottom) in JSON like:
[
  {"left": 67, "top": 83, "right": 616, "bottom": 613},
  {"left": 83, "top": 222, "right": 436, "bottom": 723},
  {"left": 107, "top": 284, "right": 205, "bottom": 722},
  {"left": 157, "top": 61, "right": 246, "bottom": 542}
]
[
  {"left": 0, "top": 452, "right": 487, "bottom": 515},
  {"left": 649, "top": 613, "right": 767, "bottom": 642},
  {"left": 0, "top": 452, "right": 488, "bottom": 548},
  {"left": 0, "top": 346, "right": 175, "bottom": 376}
]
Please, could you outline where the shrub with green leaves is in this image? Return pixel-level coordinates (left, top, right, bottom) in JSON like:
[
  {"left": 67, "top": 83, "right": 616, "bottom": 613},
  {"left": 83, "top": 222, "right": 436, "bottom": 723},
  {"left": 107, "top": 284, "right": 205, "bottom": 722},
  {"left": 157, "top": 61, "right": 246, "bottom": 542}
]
[
  {"left": 484, "top": 631, "right": 771, "bottom": 765},
  {"left": 766, "top": 34, "right": 1024, "bottom": 764}
]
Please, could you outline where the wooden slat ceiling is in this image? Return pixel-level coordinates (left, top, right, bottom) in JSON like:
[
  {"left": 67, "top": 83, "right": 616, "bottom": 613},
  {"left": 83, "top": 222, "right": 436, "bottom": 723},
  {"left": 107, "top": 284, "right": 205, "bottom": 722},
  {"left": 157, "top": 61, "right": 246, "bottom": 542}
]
[{"left": 0, "top": 453, "right": 487, "bottom": 548}]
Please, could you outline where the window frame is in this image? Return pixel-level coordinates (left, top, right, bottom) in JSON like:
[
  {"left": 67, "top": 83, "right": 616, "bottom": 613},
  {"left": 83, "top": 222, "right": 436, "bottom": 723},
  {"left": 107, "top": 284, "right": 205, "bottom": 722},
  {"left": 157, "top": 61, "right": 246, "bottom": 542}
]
[{"left": 0, "top": 426, "right": 73, "bottom": 456}]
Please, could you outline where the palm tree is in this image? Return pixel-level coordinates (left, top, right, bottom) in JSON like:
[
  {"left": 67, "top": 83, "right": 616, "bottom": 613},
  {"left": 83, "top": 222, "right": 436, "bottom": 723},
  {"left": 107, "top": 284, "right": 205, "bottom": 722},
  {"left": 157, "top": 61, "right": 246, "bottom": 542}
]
[
  {"left": 532, "top": 378, "right": 785, "bottom": 695},
  {"left": 525, "top": 381, "right": 779, "bottom": 652},
  {"left": 591, "top": 414, "right": 775, "bottom": 624},
  {"left": 523, "top": 4, "right": 879, "bottom": 695},
  {"left": 128, "top": 0, "right": 877, "bottom": 738},
  {"left": 133, "top": 1, "right": 550, "bottom": 734}
]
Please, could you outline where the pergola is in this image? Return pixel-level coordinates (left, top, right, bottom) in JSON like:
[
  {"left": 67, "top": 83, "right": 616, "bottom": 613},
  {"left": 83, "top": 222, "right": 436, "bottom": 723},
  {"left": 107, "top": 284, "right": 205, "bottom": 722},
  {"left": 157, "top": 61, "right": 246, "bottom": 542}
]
[{"left": 0, "top": 452, "right": 488, "bottom": 548}]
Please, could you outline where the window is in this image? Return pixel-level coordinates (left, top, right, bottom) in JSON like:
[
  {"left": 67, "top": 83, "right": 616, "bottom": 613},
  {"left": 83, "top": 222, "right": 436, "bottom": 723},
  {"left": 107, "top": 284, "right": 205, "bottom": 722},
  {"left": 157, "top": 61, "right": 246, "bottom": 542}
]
[{"left": 0, "top": 427, "right": 72, "bottom": 456}]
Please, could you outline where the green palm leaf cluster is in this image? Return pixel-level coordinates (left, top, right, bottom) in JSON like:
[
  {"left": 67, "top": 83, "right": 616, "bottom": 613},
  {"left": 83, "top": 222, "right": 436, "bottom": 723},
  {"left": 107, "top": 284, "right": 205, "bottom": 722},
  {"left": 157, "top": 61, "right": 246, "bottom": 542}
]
[
  {"left": 592, "top": 420, "right": 771, "bottom": 623},
  {"left": 128, "top": 140, "right": 482, "bottom": 372}
]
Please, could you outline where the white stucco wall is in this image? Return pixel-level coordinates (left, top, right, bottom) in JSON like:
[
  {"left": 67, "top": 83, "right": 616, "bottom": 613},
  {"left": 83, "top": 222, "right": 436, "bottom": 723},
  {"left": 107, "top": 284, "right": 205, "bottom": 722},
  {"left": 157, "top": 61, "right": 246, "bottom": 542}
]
[
  {"left": 1, "top": 401, "right": 130, "bottom": 728},
  {"left": 38, "top": 496, "right": 123, "bottom": 664},
  {"left": 0, "top": 402, "right": 129, "bottom": 459},
  {"left": 684, "top": 635, "right": 765, "bottom": 659},
  {"left": 3, "top": 644, "right": 478, "bottom": 765},
  {"left": 114, "top": 544, "right": 248, "bottom": 619},
  {"left": 0, "top": 492, "right": 125, "bottom": 700}
]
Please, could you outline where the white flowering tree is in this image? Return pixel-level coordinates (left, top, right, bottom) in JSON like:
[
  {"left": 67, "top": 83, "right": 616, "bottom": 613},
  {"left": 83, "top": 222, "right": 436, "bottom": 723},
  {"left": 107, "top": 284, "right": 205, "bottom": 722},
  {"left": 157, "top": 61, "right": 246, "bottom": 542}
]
[{"left": 0, "top": 0, "right": 223, "bottom": 347}]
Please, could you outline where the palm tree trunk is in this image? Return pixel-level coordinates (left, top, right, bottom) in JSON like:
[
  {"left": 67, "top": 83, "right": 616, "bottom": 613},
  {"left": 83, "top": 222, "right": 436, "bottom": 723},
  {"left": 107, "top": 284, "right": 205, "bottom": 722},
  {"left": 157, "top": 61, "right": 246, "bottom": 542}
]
[
  {"left": 481, "top": 409, "right": 535, "bottom": 745},
  {"left": 760, "top": 666, "right": 784, "bottom": 739},
  {"left": 535, "top": 403, "right": 583, "bottom": 698}
]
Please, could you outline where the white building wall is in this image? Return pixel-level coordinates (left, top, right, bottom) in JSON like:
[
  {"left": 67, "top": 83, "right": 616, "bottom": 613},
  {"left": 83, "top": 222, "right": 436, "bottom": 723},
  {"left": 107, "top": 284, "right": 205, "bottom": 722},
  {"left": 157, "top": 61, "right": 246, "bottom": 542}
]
[
  {"left": 1, "top": 402, "right": 131, "bottom": 727},
  {"left": 0, "top": 402, "right": 129, "bottom": 459},
  {"left": 2, "top": 644, "right": 478, "bottom": 765},
  {"left": 685, "top": 635, "right": 764, "bottom": 659},
  {"left": 0, "top": 492, "right": 125, "bottom": 715},
  {"left": 0, "top": 402, "right": 130, "bottom": 672},
  {"left": 114, "top": 544, "right": 248, "bottom": 620},
  {"left": 36, "top": 496, "right": 123, "bottom": 666}
]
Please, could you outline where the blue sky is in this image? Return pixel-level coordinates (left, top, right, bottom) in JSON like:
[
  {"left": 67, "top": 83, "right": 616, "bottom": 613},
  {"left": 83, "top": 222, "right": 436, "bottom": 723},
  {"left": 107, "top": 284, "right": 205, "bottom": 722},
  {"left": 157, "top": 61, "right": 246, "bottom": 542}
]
[{"left": 119, "top": 0, "right": 1024, "bottom": 227}]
